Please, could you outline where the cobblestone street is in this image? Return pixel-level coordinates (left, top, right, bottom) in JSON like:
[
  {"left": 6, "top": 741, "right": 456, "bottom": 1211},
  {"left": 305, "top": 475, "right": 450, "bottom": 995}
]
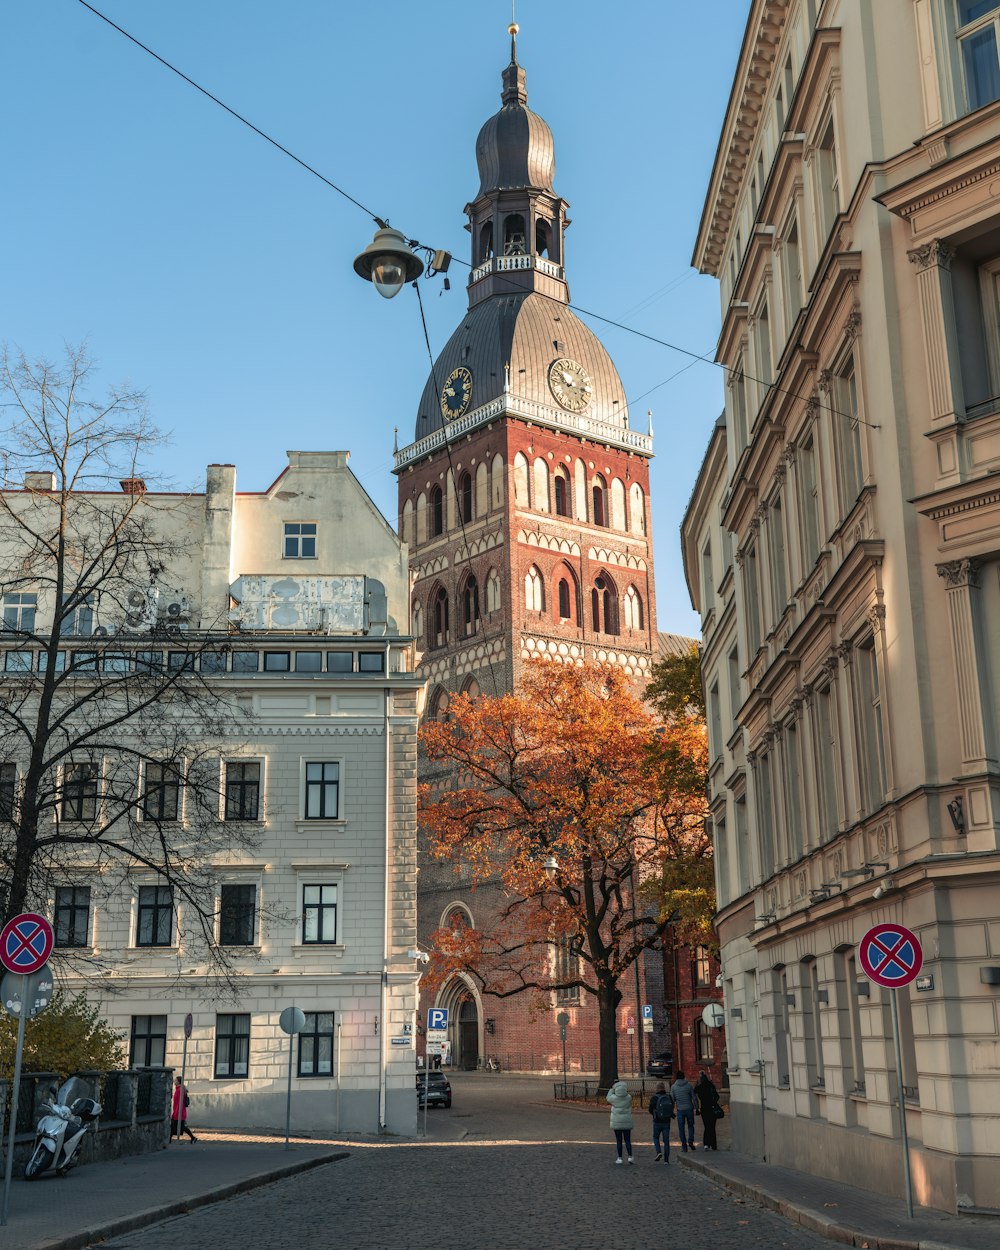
[{"left": 98, "top": 1075, "right": 833, "bottom": 1250}]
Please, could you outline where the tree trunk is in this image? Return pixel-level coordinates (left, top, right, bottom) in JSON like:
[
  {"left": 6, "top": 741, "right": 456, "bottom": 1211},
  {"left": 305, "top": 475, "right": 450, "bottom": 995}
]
[{"left": 596, "top": 975, "right": 622, "bottom": 1092}]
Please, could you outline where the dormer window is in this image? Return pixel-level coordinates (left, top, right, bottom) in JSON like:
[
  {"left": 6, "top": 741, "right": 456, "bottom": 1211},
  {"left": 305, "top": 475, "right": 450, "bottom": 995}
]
[{"left": 284, "top": 523, "right": 317, "bottom": 559}]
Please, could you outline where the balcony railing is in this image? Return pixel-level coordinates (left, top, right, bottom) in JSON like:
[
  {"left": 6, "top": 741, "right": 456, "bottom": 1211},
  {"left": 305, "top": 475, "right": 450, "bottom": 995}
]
[{"left": 469, "top": 254, "right": 565, "bottom": 284}]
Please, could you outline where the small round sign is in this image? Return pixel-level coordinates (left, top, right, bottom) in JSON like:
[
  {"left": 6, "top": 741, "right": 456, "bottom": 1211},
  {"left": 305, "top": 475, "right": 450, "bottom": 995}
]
[
  {"left": 279, "top": 1007, "right": 306, "bottom": 1036},
  {"left": 1, "top": 963, "right": 54, "bottom": 1019},
  {"left": 184, "top": 1012, "right": 194, "bottom": 1039},
  {"left": 859, "top": 923, "right": 923, "bottom": 989},
  {"left": 0, "top": 912, "right": 54, "bottom": 976},
  {"left": 702, "top": 1002, "right": 725, "bottom": 1029}
]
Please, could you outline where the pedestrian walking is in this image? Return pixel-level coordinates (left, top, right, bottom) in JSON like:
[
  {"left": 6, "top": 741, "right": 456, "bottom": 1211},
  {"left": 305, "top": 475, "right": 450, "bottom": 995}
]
[
  {"left": 670, "top": 1070, "right": 696, "bottom": 1152},
  {"left": 171, "top": 1075, "right": 198, "bottom": 1142},
  {"left": 647, "top": 1080, "right": 673, "bottom": 1162},
  {"left": 606, "top": 1079, "right": 635, "bottom": 1164},
  {"left": 695, "top": 1069, "right": 722, "bottom": 1151}
]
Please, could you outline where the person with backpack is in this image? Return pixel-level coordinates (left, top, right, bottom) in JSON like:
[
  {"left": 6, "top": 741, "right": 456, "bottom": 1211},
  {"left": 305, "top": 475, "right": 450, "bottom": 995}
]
[
  {"left": 171, "top": 1075, "right": 197, "bottom": 1142},
  {"left": 670, "top": 1070, "right": 696, "bottom": 1152},
  {"left": 647, "top": 1081, "right": 673, "bottom": 1162}
]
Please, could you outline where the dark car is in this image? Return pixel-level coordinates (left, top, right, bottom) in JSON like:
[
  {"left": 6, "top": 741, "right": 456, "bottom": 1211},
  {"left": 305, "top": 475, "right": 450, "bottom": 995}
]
[
  {"left": 646, "top": 1051, "right": 674, "bottom": 1078},
  {"left": 417, "top": 1071, "right": 452, "bottom": 1109}
]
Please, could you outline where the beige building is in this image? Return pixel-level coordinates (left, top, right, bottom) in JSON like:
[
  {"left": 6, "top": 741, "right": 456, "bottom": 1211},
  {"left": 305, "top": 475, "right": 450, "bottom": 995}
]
[
  {"left": 685, "top": 0, "right": 1000, "bottom": 1214},
  {"left": 1, "top": 451, "right": 424, "bottom": 1136}
]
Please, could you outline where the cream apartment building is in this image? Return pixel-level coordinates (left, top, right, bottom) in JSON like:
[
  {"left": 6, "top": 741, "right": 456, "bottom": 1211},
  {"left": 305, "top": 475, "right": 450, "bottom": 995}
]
[
  {"left": 0, "top": 450, "right": 424, "bottom": 1135},
  {"left": 685, "top": 0, "right": 1000, "bottom": 1213}
]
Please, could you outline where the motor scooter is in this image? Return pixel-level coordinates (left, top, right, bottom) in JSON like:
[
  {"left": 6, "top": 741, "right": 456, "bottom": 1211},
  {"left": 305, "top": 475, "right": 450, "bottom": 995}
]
[{"left": 24, "top": 1075, "right": 101, "bottom": 1180}]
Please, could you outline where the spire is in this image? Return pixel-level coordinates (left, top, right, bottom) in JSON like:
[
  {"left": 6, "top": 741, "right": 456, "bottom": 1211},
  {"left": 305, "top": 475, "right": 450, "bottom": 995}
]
[{"left": 502, "top": 20, "right": 527, "bottom": 105}]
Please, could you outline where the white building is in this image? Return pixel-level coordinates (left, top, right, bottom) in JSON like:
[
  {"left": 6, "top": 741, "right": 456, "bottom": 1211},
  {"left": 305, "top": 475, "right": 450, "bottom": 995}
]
[
  {"left": 1, "top": 451, "right": 424, "bottom": 1135},
  {"left": 685, "top": 0, "right": 1000, "bottom": 1214}
]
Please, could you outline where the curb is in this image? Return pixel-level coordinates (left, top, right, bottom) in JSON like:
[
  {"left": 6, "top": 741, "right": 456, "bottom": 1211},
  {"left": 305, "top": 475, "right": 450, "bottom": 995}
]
[
  {"left": 33, "top": 1149, "right": 349, "bottom": 1250},
  {"left": 679, "top": 1154, "right": 973, "bottom": 1250}
]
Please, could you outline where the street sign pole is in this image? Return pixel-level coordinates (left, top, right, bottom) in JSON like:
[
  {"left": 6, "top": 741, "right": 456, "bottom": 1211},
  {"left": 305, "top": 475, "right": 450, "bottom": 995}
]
[
  {"left": 285, "top": 1024, "right": 294, "bottom": 1150},
  {"left": 890, "top": 987, "right": 914, "bottom": 1219},
  {"left": 423, "top": 1037, "right": 430, "bottom": 1139},
  {"left": 1, "top": 975, "right": 28, "bottom": 1227}
]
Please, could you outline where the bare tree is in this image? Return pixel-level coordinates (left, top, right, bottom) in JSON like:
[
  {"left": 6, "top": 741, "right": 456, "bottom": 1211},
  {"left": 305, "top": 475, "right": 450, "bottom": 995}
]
[{"left": 0, "top": 345, "right": 263, "bottom": 985}]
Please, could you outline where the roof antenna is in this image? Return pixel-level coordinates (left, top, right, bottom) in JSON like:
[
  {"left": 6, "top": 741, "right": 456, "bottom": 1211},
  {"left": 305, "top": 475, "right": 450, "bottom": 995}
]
[{"left": 509, "top": 1, "right": 519, "bottom": 62}]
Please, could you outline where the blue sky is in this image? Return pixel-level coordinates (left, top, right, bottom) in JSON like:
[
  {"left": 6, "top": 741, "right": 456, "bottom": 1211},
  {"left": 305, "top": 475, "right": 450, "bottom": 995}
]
[{"left": 5, "top": 1, "right": 749, "bottom": 635}]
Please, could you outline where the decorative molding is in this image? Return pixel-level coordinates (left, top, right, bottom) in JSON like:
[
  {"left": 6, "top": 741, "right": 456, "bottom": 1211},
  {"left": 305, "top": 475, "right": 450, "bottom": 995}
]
[
  {"left": 782, "top": 443, "right": 797, "bottom": 465},
  {"left": 843, "top": 305, "right": 862, "bottom": 342},
  {"left": 805, "top": 395, "right": 820, "bottom": 421},
  {"left": 836, "top": 640, "right": 854, "bottom": 665},
  {"left": 867, "top": 603, "right": 886, "bottom": 633},
  {"left": 820, "top": 653, "right": 839, "bottom": 680},
  {"left": 817, "top": 368, "right": 833, "bottom": 395},
  {"left": 936, "top": 558, "right": 980, "bottom": 589},
  {"left": 788, "top": 694, "right": 804, "bottom": 720},
  {"left": 907, "top": 239, "right": 954, "bottom": 272}
]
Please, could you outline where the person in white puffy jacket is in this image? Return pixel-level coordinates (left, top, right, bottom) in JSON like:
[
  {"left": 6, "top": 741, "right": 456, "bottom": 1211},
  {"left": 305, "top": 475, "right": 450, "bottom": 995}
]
[{"left": 606, "top": 1079, "right": 635, "bottom": 1164}]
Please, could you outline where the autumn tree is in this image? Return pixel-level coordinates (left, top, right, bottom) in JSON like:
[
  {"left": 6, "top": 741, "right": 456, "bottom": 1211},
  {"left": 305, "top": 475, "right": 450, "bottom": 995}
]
[
  {"left": 419, "top": 660, "right": 709, "bottom": 1089},
  {"left": 0, "top": 346, "right": 259, "bottom": 982}
]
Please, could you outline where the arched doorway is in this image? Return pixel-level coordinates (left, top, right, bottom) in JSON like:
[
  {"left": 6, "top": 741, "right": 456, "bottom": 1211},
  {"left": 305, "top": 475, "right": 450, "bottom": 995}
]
[{"left": 458, "top": 996, "right": 479, "bottom": 1071}]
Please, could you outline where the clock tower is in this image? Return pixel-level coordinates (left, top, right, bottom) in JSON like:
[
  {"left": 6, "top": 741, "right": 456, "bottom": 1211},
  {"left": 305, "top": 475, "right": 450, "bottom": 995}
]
[{"left": 394, "top": 30, "right": 661, "bottom": 1070}]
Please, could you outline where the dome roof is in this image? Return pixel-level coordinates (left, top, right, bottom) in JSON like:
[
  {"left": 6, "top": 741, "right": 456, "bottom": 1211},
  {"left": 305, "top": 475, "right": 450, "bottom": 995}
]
[
  {"left": 414, "top": 293, "right": 629, "bottom": 440},
  {"left": 474, "top": 58, "right": 555, "bottom": 197}
]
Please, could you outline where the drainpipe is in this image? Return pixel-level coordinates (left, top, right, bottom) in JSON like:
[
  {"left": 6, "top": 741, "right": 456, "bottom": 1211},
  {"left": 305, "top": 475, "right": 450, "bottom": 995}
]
[{"left": 378, "top": 684, "right": 391, "bottom": 1132}]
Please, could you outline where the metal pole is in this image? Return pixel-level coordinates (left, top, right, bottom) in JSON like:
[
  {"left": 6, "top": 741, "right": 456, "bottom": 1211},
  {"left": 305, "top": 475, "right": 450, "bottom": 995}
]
[
  {"left": 1, "top": 975, "right": 29, "bottom": 1226},
  {"left": 335, "top": 1021, "right": 342, "bottom": 1135},
  {"left": 284, "top": 1016, "right": 294, "bottom": 1151},
  {"left": 422, "top": 1040, "right": 430, "bottom": 1139},
  {"left": 890, "top": 988, "right": 914, "bottom": 1218},
  {"left": 177, "top": 1033, "right": 188, "bottom": 1142}
]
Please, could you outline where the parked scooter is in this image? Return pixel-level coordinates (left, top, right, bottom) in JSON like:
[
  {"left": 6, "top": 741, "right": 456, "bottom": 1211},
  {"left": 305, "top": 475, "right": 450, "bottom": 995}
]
[{"left": 24, "top": 1076, "right": 101, "bottom": 1180}]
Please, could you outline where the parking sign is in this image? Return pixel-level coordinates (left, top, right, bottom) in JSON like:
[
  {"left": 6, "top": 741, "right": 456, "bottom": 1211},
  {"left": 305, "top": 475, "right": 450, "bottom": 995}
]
[{"left": 427, "top": 1007, "right": 449, "bottom": 1031}]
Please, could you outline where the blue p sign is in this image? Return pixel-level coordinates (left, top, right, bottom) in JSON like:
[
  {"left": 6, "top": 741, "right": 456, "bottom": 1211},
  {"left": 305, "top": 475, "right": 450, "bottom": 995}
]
[{"left": 427, "top": 1007, "right": 449, "bottom": 1031}]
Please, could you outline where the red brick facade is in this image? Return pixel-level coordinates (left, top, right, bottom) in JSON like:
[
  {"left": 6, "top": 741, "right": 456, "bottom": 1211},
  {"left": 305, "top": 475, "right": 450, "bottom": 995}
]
[{"left": 660, "top": 930, "right": 727, "bottom": 1090}]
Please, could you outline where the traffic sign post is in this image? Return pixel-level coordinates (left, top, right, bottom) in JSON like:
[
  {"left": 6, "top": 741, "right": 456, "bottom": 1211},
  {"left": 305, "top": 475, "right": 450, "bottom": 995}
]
[
  {"left": 859, "top": 923, "right": 923, "bottom": 1219},
  {"left": 177, "top": 1012, "right": 194, "bottom": 1142},
  {"left": 278, "top": 1006, "right": 306, "bottom": 1150}
]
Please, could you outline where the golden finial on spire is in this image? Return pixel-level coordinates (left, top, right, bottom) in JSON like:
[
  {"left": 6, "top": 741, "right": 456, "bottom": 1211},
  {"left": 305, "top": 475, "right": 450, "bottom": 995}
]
[{"left": 509, "top": 1, "right": 519, "bottom": 60}]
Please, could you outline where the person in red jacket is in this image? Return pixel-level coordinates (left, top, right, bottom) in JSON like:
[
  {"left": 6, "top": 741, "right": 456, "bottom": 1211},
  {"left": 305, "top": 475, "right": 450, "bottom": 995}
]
[{"left": 171, "top": 1076, "right": 197, "bottom": 1142}]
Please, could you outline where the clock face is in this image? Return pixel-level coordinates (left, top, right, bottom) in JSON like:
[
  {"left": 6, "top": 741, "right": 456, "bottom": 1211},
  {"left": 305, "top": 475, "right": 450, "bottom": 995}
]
[
  {"left": 440, "top": 367, "right": 473, "bottom": 420},
  {"left": 548, "top": 357, "right": 593, "bottom": 412}
]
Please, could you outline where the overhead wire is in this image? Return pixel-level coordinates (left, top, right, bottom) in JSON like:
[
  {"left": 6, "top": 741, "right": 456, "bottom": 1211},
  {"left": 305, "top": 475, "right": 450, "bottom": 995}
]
[{"left": 76, "top": 0, "right": 879, "bottom": 434}]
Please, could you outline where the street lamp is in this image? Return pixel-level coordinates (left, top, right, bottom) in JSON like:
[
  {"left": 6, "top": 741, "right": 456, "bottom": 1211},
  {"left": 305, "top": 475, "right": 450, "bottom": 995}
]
[
  {"left": 542, "top": 854, "right": 559, "bottom": 879},
  {"left": 353, "top": 224, "right": 424, "bottom": 298}
]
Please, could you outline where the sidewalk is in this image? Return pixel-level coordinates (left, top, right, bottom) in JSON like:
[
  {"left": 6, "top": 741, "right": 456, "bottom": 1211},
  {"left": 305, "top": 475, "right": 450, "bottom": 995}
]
[
  {"left": 5, "top": 1136, "right": 347, "bottom": 1250},
  {"left": 681, "top": 1145, "right": 1000, "bottom": 1250}
]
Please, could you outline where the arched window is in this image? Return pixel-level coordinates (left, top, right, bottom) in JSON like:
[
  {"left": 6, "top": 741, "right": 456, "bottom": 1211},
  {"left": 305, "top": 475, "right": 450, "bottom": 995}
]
[
  {"left": 430, "top": 485, "right": 444, "bottom": 537},
  {"left": 513, "top": 453, "right": 529, "bottom": 507},
  {"left": 535, "top": 219, "right": 552, "bottom": 258},
  {"left": 553, "top": 466, "right": 571, "bottom": 517},
  {"left": 558, "top": 579, "right": 572, "bottom": 621},
  {"left": 460, "top": 676, "right": 481, "bottom": 700},
  {"left": 412, "top": 601, "right": 423, "bottom": 640},
  {"left": 591, "top": 574, "right": 618, "bottom": 635},
  {"left": 402, "top": 498, "right": 414, "bottom": 547},
  {"left": 504, "top": 213, "right": 526, "bottom": 255},
  {"left": 416, "top": 492, "right": 427, "bottom": 543},
  {"left": 525, "top": 565, "right": 543, "bottom": 612},
  {"left": 623, "top": 585, "right": 643, "bottom": 631},
  {"left": 486, "top": 570, "right": 501, "bottom": 613},
  {"left": 475, "top": 462, "right": 488, "bottom": 516},
  {"left": 591, "top": 476, "right": 608, "bottom": 527},
  {"left": 491, "top": 454, "right": 504, "bottom": 508},
  {"left": 459, "top": 472, "right": 473, "bottom": 523},
  {"left": 432, "top": 587, "right": 449, "bottom": 648},
  {"left": 461, "top": 575, "right": 480, "bottom": 636},
  {"left": 478, "top": 220, "right": 494, "bottom": 263},
  {"left": 611, "top": 478, "right": 626, "bottom": 530},
  {"left": 429, "top": 687, "right": 450, "bottom": 721},
  {"left": 533, "top": 458, "right": 550, "bottom": 512},
  {"left": 629, "top": 482, "right": 646, "bottom": 535}
]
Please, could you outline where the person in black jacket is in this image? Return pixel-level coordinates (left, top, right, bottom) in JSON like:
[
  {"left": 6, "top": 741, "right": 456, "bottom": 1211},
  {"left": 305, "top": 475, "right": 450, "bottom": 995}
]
[
  {"left": 647, "top": 1081, "right": 673, "bottom": 1162},
  {"left": 695, "top": 1070, "right": 720, "bottom": 1150}
]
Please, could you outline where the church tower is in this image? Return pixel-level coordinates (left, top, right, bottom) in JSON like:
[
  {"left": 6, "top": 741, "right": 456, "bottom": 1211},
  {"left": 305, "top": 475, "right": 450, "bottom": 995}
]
[{"left": 394, "top": 30, "right": 660, "bottom": 1071}]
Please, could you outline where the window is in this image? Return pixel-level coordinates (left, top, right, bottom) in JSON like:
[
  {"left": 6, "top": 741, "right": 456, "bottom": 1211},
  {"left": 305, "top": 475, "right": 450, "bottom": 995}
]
[
  {"left": 167, "top": 651, "right": 195, "bottom": 672},
  {"left": 61, "top": 594, "right": 94, "bottom": 637},
  {"left": 327, "top": 651, "right": 353, "bottom": 672},
  {"left": 263, "top": 651, "right": 291, "bottom": 672},
  {"left": 784, "top": 719, "right": 804, "bottom": 860},
  {"left": 694, "top": 1019, "right": 714, "bottom": 1062},
  {"left": 557, "top": 578, "right": 573, "bottom": 621},
  {"left": 817, "top": 116, "right": 840, "bottom": 243},
  {"left": 459, "top": 472, "right": 473, "bottom": 523},
  {"left": 39, "top": 650, "right": 66, "bottom": 673},
  {"left": 486, "top": 572, "right": 501, "bottom": 614},
  {"left": 4, "top": 651, "right": 31, "bottom": 673},
  {"left": 701, "top": 541, "right": 714, "bottom": 611},
  {"left": 731, "top": 363, "right": 748, "bottom": 453},
  {"left": 782, "top": 213, "right": 802, "bottom": 322},
  {"left": 199, "top": 650, "right": 227, "bottom": 674},
  {"left": 304, "top": 762, "right": 340, "bottom": 819},
  {"left": 803, "top": 958, "right": 824, "bottom": 1088},
  {"left": 102, "top": 652, "right": 128, "bottom": 674},
  {"left": 412, "top": 601, "right": 423, "bottom": 641},
  {"left": 143, "top": 762, "right": 180, "bottom": 822},
  {"left": 768, "top": 496, "right": 787, "bottom": 618},
  {"left": 295, "top": 651, "right": 323, "bottom": 672},
  {"left": 225, "top": 762, "right": 261, "bottom": 821},
  {"left": 798, "top": 429, "right": 821, "bottom": 570},
  {"left": 513, "top": 453, "right": 529, "bottom": 507},
  {"left": 856, "top": 637, "right": 888, "bottom": 812},
  {"left": 54, "top": 886, "right": 91, "bottom": 947},
  {"left": 774, "top": 968, "right": 791, "bottom": 1086},
  {"left": 533, "top": 459, "right": 550, "bottom": 512},
  {"left": 554, "top": 468, "right": 570, "bottom": 516},
  {"left": 744, "top": 543, "right": 761, "bottom": 654},
  {"left": 708, "top": 683, "right": 722, "bottom": 763},
  {"left": 756, "top": 297, "right": 772, "bottom": 390},
  {"left": 302, "top": 884, "right": 338, "bottom": 944},
  {"left": 130, "top": 1015, "right": 167, "bottom": 1067},
  {"left": 0, "top": 763, "right": 14, "bottom": 820},
  {"left": 461, "top": 576, "right": 480, "bottom": 636},
  {"left": 833, "top": 360, "right": 864, "bottom": 513},
  {"left": 843, "top": 951, "right": 866, "bottom": 1094},
  {"left": 1, "top": 593, "right": 37, "bottom": 634},
  {"left": 623, "top": 585, "right": 643, "bottom": 631},
  {"left": 591, "top": 575, "right": 618, "bottom": 635},
  {"left": 525, "top": 566, "right": 543, "bottom": 612},
  {"left": 231, "top": 650, "right": 259, "bottom": 673},
  {"left": 591, "top": 476, "right": 607, "bottom": 527},
  {"left": 430, "top": 486, "right": 444, "bottom": 537},
  {"left": 957, "top": 2, "right": 1000, "bottom": 112},
  {"left": 728, "top": 647, "right": 741, "bottom": 719},
  {"left": 629, "top": 482, "right": 646, "bottom": 535},
  {"left": 693, "top": 946, "right": 712, "bottom": 986},
  {"left": 62, "top": 763, "right": 98, "bottom": 822},
  {"left": 815, "top": 684, "right": 840, "bottom": 841},
  {"left": 283, "top": 522, "right": 316, "bottom": 559},
  {"left": 298, "top": 1011, "right": 335, "bottom": 1076},
  {"left": 555, "top": 935, "right": 581, "bottom": 1002},
  {"left": 215, "top": 1014, "right": 250, "bottom": 1078},
  {"left": 136, "top": 884, "right": 174, "bottom": 947},
  {"left": 432, "top": 588, "right": 449, "bottom": 648},
  {"left": 219, "top": 884, "right": 256, "bottom": 946},
  {"left": 429, "top": 688, "right": 450, "bottom": 721},
  {"left": 358, "top": 651, "right": 384, "bottom": 672},
  {"left": 756, "top": 751, "right": 776, "bottom": 879}
]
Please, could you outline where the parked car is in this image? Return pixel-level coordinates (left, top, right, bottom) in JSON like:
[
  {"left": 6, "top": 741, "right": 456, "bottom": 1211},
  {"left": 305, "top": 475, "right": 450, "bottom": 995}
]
[
  {"left": 646, "top": 1051, "right": 674, "bottom": 1078},
  {"left": 416, "top": 1071, "right": 452, "bottom": 1109}
]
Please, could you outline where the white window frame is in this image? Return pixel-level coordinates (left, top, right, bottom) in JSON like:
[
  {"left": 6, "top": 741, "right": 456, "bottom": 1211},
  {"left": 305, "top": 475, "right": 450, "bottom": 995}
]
[
  {"left": 283, "top": 521, "right": 317, "bottom": 560},
  {"left": 296, "top": 875, "right": 344, "bottom": 947},
  {"left": 956, "top": 2, "right": 1000, "bottom": 114}
]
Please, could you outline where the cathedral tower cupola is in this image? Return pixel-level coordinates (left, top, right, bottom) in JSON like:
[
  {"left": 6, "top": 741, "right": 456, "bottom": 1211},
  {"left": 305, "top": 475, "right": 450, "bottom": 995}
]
[{"left": 466, "top": 24, "right": 569, "bottom": 308}]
